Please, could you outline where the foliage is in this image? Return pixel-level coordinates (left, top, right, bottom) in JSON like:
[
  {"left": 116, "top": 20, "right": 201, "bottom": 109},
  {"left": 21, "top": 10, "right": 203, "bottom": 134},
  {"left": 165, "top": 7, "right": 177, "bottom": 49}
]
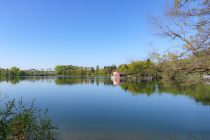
[
  {"left": 149, "top": 0, "right": 210, "bottom": 79},
  {"left": 0, "top": 67, "right": 55, "bottom": 77},
  {"left": 55, "top": 65, "right": 117, "bottom": 76},
  {"left": 151, "top": 0, "right": 209, "bottom": 56},
  {"left": 116, "top": 59, "right": 156, "bottom": 79},
  {"left": 150, "top": 49, "right": 210, "bottom": 80},
  {"left": 0, "top": 99, "right": 57, "bottom": 140}
]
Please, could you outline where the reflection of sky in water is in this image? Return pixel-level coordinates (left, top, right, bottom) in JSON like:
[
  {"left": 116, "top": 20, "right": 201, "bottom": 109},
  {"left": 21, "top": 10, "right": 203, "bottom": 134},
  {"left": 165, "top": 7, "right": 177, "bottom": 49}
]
[{"left": 0, "top": 78, "right": 210, "bottom": 140}]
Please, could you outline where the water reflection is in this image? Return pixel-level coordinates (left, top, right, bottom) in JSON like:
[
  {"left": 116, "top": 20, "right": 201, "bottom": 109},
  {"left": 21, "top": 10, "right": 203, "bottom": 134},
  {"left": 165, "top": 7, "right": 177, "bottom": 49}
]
[
  {"left": 112, "top": 78, "right": 120, "bottom": 86},
  {"left": 55, "top": 77, "right": 113, "bottom": 86},
  {"left": 0, "top": 76, "right": 210, "bottom": 105},
  {"left": 120, "top": 81, "right": 210, "bottom": 105},
  {"left": 158, "top": 81, "right": 210, "bottom": 105},
  {"left": 120, "top": 81, "right": 155, "bottom": 95},
  {"left": 0, "top": 76, "right": 55, "bottom": 84},
  {"left": 1, "top": 76, "right": 210, "bottom": 140}
]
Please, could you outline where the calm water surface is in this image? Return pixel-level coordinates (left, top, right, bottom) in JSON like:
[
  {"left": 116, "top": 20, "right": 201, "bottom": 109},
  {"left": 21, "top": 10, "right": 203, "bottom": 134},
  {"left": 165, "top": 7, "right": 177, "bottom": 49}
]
[{"left": 0, "top": 77, "right": 210, "bottom": 140}]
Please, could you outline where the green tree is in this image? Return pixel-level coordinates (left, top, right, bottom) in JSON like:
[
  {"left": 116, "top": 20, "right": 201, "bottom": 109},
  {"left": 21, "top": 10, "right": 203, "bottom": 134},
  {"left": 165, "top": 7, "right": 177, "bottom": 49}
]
[
  {"left": 9, "top": 67, "right": 20, "bottom": 76},
  {"left": 118, "top": 64, "right": 129, "bottom": 74},
  {"left": 150, "top": 0, "right": 210, "bottom": 74}
]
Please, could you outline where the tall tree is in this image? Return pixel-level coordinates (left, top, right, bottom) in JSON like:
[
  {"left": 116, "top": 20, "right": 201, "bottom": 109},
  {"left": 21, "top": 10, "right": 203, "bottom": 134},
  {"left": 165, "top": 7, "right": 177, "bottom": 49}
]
[{"left": 150, "top": 0, "right": 210, "bottom": 73}]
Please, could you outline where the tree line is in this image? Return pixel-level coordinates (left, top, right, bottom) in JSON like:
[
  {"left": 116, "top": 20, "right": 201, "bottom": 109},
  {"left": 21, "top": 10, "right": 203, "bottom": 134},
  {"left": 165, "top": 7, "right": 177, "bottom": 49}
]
[
  {"left": 0, "top": 67, "right": 55, "bottom": 77},
  {"left": 1, "top": 52, "right": 209, "bottom": 81},
  {"left": 55, "top": 65, "right": 118, "bottom": 76},
  {"left": 54, "top": 60, "right": 157, "bottom": 78}
]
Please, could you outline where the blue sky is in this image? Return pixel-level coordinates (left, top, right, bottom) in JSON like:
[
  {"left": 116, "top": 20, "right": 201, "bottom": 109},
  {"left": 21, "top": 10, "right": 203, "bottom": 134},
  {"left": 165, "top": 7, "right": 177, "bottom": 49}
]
[{"left": 0, "top": 0, "right": 172, "bottom": 69}]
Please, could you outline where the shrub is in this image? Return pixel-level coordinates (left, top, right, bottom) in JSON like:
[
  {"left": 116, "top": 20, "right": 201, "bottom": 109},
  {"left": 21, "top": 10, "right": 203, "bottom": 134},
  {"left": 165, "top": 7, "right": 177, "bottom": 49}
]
[{"left": 0, "top": 99, "right": 57, "bottom": 140}]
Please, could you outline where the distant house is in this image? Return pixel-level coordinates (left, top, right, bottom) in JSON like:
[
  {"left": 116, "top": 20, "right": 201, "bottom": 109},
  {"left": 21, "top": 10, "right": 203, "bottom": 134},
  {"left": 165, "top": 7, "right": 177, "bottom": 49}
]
[
  {"left": 112, "top": 71, "right": 120, "bottom": 78},
  {"left": 28, "top": 69, "right": 36, "bottom": 72},
  {"left": 111, "top": 71, "right": 127, "bottom": 79},
  {"left": 82, "top": 67, "right": 91, "bottom": 70}
]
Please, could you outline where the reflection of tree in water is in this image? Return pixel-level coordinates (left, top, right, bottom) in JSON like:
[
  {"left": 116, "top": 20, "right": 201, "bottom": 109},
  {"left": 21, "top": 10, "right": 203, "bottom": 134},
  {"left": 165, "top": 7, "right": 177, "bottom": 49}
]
[
  {"left": 120, "top": 81, "right": 155, "bottom": 96},
  {"left": 55, "top": 77, "right": 113, "bottom": 86},
  {"left": 119, "top": 80, "right": 210, "bottom": 105},
  {"left": 55, "top": 77, "right": 92, "bottom": 85},
  {"left": 0, "top": 76, "right": 55, "bottom": 84},
  {"left": 158, "top": 81, "right": 210, "bottom": 106},
  {"left": 0, "top": 77, "right": 209, "bottom": 105},
  {"left": 0, "top": 76, "right": 21, "bottom": 84}
]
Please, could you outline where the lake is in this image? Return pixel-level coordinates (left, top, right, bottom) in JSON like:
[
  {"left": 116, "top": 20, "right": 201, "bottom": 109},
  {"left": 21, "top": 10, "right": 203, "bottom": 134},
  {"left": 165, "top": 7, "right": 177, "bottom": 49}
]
[{"left": 0, "top": 77, "right": 210, "bottom": 140}]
